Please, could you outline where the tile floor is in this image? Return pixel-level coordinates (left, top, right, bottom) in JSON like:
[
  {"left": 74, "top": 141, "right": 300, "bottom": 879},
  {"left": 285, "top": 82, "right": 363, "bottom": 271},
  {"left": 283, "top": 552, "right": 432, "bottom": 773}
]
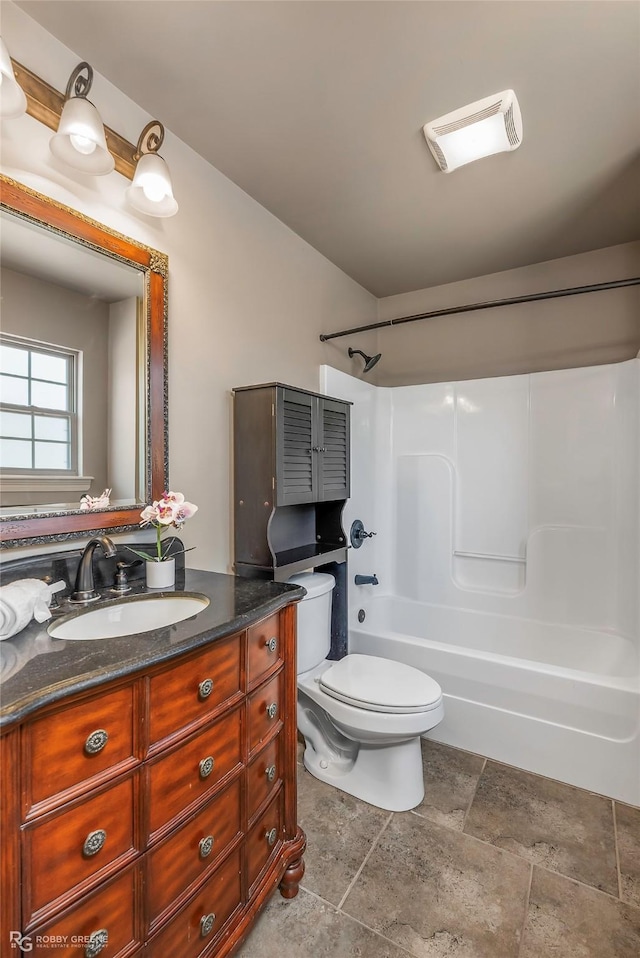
[{"left": 237, "top": 739, "right": 640, "bottom": 958}]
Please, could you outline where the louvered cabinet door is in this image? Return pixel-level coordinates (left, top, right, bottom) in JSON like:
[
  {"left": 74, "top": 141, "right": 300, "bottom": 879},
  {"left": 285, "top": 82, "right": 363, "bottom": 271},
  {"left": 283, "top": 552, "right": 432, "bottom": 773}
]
[
  {"left": 276, "top": 389, "right": 316, "bottom": 505},
  {"left": 317, "top": 398, "right": 350, "bottom": 501}
]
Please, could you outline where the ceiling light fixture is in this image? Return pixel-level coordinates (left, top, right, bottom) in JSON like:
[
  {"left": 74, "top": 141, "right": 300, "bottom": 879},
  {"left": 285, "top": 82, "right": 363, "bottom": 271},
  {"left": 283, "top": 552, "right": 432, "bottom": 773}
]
[
  {"left": 0, "top": 37, "right": 27, "bottom": 118},
  {"left": 126, "top": 121, "right": 178, "bottom": 217},
  {"left": 49, "top": 62, "right": 115, "bottom": 175},
  {"left": 423, "top": 89, "right": 523, "bottom": 173}
]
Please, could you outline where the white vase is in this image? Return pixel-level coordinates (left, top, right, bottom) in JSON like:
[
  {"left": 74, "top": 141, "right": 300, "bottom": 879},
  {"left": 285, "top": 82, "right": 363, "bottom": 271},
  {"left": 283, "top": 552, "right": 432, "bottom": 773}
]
[{"left": 145, "top": 557, "right": 175, "bottom": 589}]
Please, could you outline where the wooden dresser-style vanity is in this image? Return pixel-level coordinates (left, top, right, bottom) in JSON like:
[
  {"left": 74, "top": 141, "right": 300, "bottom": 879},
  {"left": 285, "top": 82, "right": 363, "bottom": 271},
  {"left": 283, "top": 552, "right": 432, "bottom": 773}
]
[{"left": 0, "top": 575, "right": 305, "bottom": 958}]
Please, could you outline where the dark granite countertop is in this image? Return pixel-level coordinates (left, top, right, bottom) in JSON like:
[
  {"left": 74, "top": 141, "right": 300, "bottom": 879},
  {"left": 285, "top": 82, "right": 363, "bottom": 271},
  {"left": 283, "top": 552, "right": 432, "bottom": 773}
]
[{"left": 0, "top": 568, "right": 304, "bottom": 728}]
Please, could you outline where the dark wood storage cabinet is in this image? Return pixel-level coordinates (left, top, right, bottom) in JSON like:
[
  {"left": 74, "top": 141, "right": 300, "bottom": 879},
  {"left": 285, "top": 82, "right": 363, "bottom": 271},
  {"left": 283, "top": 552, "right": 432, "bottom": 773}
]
[
  {"left": 0, "top": 605, "right": 305, "bottom": 958},
  {"left": 233, "top": 384, "right": 351, "bottom": 581}
]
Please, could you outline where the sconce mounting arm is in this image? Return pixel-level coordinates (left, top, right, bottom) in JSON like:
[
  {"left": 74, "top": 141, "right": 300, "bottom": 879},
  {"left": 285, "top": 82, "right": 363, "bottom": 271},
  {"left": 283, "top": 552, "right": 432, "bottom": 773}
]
[
  {"left": 10, "top": 57, "right": 137, "bottom": 179},
  {"left": 65, "top": 61, "right": 93, "bottom": 100},
  {"left": 134, "top": 120, "right": 165, "bottom": 161}
]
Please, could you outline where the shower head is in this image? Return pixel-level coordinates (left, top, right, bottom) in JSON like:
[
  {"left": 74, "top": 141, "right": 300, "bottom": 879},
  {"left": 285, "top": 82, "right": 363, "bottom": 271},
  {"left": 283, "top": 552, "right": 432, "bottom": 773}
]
[{"left": 348, "top": 347, "right": 381, "bottom": 374}]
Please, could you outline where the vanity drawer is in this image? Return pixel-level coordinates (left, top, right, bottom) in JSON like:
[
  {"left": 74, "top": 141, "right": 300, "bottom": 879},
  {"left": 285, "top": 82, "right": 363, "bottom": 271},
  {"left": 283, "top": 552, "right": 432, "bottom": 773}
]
[
  {"left": 248, "top": 671, "right": 282, "bottom": 754},
  {"left": 28, "top": 864, "right": 140, "bottom": 957},
  {"left": 147, "top": 707, "right": 242, "bottom": 837},
  {"left": 24, "top": 774, "right": 138, "bottom": 926},
  {"left": 26, "top": 685, "right": 136, "bottom": 813},
  {"left": 246, "top": 788, "right": 284, "bottom": 892},
  {"left": 247, "top": 612, "right": 282, "bottom": 685},
  {"left": 147, "top": 847, "right": 242, "bottom": 958},
  {"left": 247, "top": 733, "right": 282, "bottom": 822},
  {"left": 148, "top": 632, "right": 241, "bottom": 745},
  {"left": 146, "top": 777, "right": 241, "bottom": 929}
]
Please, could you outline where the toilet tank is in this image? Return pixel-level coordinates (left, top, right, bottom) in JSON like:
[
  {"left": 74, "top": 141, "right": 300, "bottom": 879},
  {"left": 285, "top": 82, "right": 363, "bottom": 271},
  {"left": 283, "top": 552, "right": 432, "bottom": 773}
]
[{"left": 287, "top": 572, "right": 335, "bottom": 674}]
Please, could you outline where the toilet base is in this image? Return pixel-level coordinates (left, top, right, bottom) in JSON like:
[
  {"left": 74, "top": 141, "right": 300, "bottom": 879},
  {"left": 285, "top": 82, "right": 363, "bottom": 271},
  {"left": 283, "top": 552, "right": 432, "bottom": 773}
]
[{"left": 302, "top": 735, "right": 425, "bottom": 812}]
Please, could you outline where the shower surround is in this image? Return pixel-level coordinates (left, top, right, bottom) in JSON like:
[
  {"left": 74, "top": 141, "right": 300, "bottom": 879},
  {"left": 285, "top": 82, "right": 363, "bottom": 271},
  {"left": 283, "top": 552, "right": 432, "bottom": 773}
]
[{"left": 321, "top": 360, "right": 640, "bottom": 805}]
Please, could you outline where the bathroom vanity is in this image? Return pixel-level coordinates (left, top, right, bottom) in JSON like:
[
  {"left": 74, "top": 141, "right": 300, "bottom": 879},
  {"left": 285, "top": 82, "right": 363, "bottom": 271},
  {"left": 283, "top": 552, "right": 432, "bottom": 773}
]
[{"left": 0, "top": 569, "right": 305, "bottom": 957}]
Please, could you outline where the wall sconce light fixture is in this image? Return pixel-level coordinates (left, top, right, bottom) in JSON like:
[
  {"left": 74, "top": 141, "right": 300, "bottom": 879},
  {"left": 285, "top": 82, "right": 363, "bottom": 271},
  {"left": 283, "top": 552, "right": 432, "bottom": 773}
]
[
  {"left": 4, "top": 50, "right": 179, "bottom": 215},
  {"left": 126, "top": 121, "right": 178, "bottom": 217},
  {"left": 0, "top": 37, "right": 27, "bottom": 118},
  {"left": 49, "top": 62, "right": 114, "bottom": 174}
]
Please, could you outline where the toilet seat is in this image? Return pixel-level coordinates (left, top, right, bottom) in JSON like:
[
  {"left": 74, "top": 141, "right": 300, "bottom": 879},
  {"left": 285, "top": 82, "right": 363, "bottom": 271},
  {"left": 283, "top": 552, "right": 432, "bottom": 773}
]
[{"left": 319, "top": 654, "right": 442, "bottom": 714}]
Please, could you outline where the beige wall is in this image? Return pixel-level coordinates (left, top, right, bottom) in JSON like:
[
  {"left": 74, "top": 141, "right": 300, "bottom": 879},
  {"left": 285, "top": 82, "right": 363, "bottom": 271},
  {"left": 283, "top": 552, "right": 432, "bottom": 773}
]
[
  {"left": 0, "top": 2, "right": 377, "bottom": 567},
  {"left": 370, "top": 242, "right": 640, "bottom": 386},
  {"left": 0, "top": 266, "right": 109, "bottom": 505}
]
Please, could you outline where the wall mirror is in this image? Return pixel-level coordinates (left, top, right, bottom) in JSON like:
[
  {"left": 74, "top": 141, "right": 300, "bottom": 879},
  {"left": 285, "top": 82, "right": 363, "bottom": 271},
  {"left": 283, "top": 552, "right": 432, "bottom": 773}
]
[{"left": 0, "top": 175, "right": 168, "bottom": 547}]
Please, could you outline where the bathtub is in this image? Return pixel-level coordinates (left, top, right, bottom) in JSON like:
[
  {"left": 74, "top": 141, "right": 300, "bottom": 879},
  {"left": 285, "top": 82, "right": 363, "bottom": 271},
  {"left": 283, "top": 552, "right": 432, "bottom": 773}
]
[{"left": 349, "top": 596, "right": 640, "bottom": 806}]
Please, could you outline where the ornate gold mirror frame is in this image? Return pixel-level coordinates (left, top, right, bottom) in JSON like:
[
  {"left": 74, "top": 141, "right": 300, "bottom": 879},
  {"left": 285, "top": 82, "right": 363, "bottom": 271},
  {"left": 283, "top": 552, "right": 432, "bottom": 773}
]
[{"left": 0, "top": 175, "right": 168, "bottom": 547}]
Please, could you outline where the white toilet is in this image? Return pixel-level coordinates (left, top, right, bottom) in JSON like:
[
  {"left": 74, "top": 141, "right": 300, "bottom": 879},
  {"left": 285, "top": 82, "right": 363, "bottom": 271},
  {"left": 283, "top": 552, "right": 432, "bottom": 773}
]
[{"left": 289, "top": 572, "right": 444, "bottom": 812}]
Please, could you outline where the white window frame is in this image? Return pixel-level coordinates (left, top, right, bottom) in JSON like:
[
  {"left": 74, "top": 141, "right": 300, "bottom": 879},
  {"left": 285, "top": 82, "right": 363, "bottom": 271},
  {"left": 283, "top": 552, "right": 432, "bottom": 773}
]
[{"left": 0, "top": 334, "right": 92, "bottom": 494}]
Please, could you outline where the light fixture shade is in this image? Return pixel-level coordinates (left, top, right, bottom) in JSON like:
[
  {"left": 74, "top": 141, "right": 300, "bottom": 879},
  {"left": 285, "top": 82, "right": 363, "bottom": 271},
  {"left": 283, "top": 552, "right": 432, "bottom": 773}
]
[
  {"left": 423, "top": 90, "right": 523, "bottom": 173},
  {"left": 0, "top": 37, "right": 27, "bottom": 118},
  {"left": 126, "top": 152, "right": 178, "bottom": 217},
  {"left": 50, "top": 96, "right": 114, "bottom": 174}
]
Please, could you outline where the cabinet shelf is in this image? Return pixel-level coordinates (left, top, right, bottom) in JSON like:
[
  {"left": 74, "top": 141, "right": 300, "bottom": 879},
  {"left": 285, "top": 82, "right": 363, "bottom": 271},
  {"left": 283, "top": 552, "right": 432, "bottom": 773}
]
[{"left": 236, "top": 542, "right": 348, "bottom": 582}]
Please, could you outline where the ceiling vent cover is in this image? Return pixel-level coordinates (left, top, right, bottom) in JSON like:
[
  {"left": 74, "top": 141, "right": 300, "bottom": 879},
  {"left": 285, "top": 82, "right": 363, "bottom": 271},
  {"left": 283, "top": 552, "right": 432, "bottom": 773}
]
[{"left": 423, "top": 90, "right": 522, "bottom": 173}]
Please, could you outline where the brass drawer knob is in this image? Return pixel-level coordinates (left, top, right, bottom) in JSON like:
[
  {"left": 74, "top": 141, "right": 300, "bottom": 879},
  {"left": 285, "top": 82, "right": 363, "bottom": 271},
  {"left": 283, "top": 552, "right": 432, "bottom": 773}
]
[
  {"left": 83, "top": 829, "right": 107, "bottom": 857},
  {"left": 199, "top": 834, "right": 214, "bottom": 859},
  {"left": 199, "top": 756, "right": 215, "bottom": 779},
  {"left": 266, "top": 702, "right": 278, "bottom": 720},
  {"left": 85, "top": 929, "right": 108, "bottom": 958},
  {"left": 198, "top": 678, "right": 214, "bottom": 700},
  {"left": 84, "top": 729, "right": 108, "bottom": 755},
  {"left": 265, "top": 636, "right": 277, "bottom": 653},
  {"left": 265, "top": 764, "right": 277, "bottom": 783},
  {"left": 265, "top": 827, "right": 277, "bottom": 847},
  {"left": 200, "top": 912, "right": 216, "bottom": 938}
]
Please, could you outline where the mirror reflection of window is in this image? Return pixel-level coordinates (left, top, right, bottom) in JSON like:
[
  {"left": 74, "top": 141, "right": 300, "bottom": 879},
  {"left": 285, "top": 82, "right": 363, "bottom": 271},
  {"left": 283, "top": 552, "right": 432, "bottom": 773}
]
[
  {"left": 0, "top": 208, "right": 145, "bottom": 514},
  {"left": 0, "top": 335, "right": 78, "bottom": 473}
]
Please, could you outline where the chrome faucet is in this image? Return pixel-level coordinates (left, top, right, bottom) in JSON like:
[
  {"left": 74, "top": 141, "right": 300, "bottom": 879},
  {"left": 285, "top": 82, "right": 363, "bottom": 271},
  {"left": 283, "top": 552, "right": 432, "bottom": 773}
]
[{"left": 70, "top": 536, "right": 117, "bottom": 603}]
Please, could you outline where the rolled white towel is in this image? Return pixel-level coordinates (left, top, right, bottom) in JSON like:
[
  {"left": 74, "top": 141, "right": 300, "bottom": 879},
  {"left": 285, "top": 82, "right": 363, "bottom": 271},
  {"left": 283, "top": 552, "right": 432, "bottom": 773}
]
[{"left": 0, "top": 579, "right": 66, "bottom": 640}]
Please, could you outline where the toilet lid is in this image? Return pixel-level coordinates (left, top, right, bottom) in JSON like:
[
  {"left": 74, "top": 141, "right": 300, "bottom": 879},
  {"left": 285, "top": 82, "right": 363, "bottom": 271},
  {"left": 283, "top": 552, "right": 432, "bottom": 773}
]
[{"left": 319, "top": 654, "right": 442, "bottom": 714}]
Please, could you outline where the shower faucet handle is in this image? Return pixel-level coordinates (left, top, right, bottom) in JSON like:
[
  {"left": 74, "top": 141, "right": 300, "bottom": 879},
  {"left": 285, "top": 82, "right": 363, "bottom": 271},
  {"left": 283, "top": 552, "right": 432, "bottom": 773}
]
[{"left": 350, "top": 519, "right": 377, "bottom": 549}]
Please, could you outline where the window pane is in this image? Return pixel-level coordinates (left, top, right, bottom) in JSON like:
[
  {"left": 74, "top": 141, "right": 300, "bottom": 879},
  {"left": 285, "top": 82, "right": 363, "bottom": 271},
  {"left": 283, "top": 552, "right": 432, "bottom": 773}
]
[
  {"left": 34, "top": 441, "right": 69, "bottom": 470},
  {"left": 34, "top": 416, "right": 69, "bottom": 442},
  {"left": 0, "top": 344, "right": 28, "bottom": 376},
  {"left": 31, "top": 380, "right": 68, "bottom": 411},
  {"left": 1, "top": 438, "right": 32, "bottom": 468},
  {"left": 0, "top": 410, "right": 32, "bottom": 439},
  {"left": 0, "top": 374, "right": 29, "bottom": 405},
  {"left": 31, "top": 352, "right": 68, "bottom": 384}
]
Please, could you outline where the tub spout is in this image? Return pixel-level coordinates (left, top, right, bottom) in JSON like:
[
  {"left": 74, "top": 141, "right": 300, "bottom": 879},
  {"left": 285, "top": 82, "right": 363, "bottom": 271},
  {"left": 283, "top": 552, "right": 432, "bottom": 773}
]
[{"left": 354, "top": 574, "right": 378, "bottom": 586}]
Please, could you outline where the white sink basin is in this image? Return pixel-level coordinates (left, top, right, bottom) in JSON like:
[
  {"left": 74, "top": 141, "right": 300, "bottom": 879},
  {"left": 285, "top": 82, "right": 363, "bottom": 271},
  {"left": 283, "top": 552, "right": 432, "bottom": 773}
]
[{"left": 48, "top": 593, "right": 210, "bottom": 640}]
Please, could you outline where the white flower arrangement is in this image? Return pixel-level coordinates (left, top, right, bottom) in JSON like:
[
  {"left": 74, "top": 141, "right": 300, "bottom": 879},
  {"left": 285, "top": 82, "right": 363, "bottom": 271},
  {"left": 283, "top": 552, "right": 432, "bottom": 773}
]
[{"left": 127, "top": 490, "right": 198, "bottom": 562}]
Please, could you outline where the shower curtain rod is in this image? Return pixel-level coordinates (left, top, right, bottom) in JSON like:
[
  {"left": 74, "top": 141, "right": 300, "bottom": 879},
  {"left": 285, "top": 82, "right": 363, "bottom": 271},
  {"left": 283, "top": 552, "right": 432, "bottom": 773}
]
[{"left": 318, "top": 276, "right": 640, "bottom": 342}]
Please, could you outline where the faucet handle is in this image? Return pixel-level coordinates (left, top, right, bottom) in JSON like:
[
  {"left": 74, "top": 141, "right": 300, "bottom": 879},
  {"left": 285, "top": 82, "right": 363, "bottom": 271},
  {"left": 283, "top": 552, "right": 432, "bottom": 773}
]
[
  {"left": 111, "top": 560, "right": 142, "bottom": 594},
  {"left": 350, "top": 519, "right": 377, "bottom": 549}
]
